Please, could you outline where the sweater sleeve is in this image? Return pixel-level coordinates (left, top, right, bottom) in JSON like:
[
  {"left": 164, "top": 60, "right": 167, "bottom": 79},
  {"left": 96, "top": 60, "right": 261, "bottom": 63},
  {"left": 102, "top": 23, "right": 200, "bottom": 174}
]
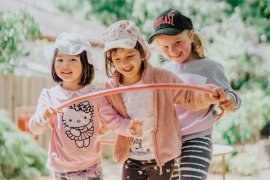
[
  {"left": 206, "top": 62, "right": 241, "bottom": 110},
  {"left": 158, "top": 68, "right": 214, "bottom": 110},
  {"left": 28, "top": 89, "right": 50, "bottom": 135},
  {"left": 98, "top": 97, "right": 133, "bottom": 137},
  {"left": 171, "top": 78, "right": 215, "bottom": 111}
]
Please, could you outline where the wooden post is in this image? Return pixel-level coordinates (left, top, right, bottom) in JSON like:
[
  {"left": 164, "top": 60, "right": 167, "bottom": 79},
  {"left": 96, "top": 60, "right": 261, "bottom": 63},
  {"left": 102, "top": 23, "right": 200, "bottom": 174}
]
[{"left": 222, "top": 155, "right": 226, "bottom": 180}]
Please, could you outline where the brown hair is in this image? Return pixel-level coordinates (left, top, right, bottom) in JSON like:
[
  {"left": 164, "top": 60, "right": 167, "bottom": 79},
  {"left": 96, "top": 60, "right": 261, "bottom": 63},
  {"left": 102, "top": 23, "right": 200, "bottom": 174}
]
[
  {"left": 105, "top": 41, "right": 146, "bottom": 77},
  {"left": 191, "top": 30, "right": 206, "bottom": 59},
  {"left": 51, "top": 49, "right": 94, "bottom": 85}
]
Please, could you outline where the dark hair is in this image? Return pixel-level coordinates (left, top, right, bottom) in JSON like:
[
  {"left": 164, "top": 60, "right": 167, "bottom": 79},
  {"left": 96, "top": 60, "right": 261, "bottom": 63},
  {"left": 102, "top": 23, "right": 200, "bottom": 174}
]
[
  {"left": 51, "top": 49, "right": 94, "bottom": 86},
  {"left": 105, "top": 41, "right": 146, "bottom": 77}
]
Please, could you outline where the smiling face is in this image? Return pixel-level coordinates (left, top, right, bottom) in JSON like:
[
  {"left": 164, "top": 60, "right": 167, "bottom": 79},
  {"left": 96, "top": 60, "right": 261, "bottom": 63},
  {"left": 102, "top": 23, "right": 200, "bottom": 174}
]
[
  {"left": 155, "top": 30, "right": 194, "bottom": 63},
  {"left": 54, "top": 51, "right": 83, "bottom": 88},
  {"left": 111, "top": 48, "right": 143, "bottom": 85}
]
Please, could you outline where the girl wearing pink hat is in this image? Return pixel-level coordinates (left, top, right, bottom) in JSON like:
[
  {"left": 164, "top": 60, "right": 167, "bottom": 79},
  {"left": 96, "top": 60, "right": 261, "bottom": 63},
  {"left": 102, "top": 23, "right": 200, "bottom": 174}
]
[{"left": 103, "top": 20, "right": 226, "bottom": 180}]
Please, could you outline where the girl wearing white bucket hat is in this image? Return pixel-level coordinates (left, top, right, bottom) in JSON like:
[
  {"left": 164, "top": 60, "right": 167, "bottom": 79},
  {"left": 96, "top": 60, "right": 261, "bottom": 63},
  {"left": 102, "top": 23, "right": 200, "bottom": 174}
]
[{"left": 29, "top": 32, "right": 143, "bottom": 179}]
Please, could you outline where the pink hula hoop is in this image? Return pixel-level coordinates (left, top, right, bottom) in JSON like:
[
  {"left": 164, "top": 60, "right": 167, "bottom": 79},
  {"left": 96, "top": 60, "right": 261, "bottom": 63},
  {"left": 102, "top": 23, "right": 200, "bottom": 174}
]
[
  {"left": 56, "top": 83, "right": 224, "bottom": 146},
  {"left": 56, "top": 83, "right": 224, "bottom": 123}
]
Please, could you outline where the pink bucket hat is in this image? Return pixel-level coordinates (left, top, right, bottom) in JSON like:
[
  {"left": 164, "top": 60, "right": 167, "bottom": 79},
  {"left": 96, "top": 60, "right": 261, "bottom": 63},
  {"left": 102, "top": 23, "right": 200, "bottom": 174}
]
[{"left": 103, "top": 20, "right": 151, "bottom": 60}]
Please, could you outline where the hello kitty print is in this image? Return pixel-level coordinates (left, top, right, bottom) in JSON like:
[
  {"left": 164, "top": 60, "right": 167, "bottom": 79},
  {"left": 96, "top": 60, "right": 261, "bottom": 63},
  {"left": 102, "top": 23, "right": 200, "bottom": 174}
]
[{"left": 62, "top": 101, "right": 94, "bottom": 148}]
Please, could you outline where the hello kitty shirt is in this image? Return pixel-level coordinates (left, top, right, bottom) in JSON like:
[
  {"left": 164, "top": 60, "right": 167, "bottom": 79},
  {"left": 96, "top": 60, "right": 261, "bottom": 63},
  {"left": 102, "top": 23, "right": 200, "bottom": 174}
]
[{"left": 29, "top": 84, "right": 132, "bottom": 173}]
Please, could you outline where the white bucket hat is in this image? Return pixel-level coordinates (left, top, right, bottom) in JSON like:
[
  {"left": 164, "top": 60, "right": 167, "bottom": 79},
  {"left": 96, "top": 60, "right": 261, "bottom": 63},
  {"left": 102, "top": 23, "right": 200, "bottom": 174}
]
[
  {"left": 103, "top": 20, "right": 151, "bottom": 60},
  {"left": 44, "top": 32, "right": 95, "bottom": 67}
]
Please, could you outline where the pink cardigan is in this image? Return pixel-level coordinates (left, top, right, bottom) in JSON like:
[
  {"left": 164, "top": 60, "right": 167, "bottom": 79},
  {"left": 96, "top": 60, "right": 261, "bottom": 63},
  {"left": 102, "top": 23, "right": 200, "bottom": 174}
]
[{"left": 105, "top": 62, "right": 215, "bottom": 169}]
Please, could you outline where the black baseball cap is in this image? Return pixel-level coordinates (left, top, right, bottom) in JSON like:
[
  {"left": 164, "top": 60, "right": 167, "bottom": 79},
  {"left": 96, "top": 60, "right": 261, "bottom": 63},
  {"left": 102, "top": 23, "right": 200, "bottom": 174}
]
[{"left": 148, "top": 8, "right": 193, "bottom": 44}]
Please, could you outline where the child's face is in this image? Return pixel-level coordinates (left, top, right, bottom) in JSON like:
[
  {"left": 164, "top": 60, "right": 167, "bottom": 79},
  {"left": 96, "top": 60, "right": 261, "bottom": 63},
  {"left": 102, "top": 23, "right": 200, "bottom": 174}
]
[
  {"left": 111, "top": 48, "right": 143, "bottom": 85},
  {"left": 155, "top": 30, "right": 194, "bottom": 63},
  {"left": 54, "top": 51, "right": 83, "bottom": 85}
]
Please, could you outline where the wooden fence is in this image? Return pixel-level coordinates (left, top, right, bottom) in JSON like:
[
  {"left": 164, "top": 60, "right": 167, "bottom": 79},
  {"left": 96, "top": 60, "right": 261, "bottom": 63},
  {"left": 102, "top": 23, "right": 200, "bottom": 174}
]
[
  {"left": 0, "top": 74, "right": 55, "bottom": 149},
  {"left": 0, "top": 74, "right": 55, "bottom": 120}
]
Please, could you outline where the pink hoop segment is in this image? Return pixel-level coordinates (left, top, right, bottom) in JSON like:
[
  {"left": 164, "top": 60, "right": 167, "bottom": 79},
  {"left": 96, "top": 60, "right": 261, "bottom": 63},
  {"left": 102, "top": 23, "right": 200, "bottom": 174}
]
[
  {"left": 99, "top": 139, "right": 116, "bottom": 145},
  {"left": 56, "top": 83, "right": 224, "bottom": 123}
]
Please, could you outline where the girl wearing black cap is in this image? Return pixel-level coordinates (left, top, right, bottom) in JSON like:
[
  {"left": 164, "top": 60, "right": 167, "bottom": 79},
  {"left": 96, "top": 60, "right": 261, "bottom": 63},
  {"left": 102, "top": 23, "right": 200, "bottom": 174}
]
[{"left": 148, "top": 8, "right": 241, "bottom": 180}]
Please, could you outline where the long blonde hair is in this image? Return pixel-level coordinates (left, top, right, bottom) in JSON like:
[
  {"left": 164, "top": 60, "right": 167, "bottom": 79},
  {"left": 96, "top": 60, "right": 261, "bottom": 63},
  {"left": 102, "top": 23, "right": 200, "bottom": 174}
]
[{"left": 191, "top": 30, "right": 207, "bottom": 59}]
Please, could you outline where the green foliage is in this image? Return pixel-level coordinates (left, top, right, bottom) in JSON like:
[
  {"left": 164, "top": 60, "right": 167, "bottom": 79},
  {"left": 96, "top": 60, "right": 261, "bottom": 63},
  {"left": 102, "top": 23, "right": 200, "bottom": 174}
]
[
  {"left": 0, "top": 10, "right": 41, "bottom": 74},
  {"left": 225, "top": 0, "right": 245, "bottom": 7},
  {"left": 54, "top": 0, "right": 88, "bottom": 16},
  {"left": 86, "top": 0, "right": 134, "bottom": 26},
  {"left": 0, "top": 110, "right": 49, "bottom": 179},
  {"left": 222, "top": 0, "right": 270, "bottom": 42},
  {"left": 213, "top": 90, "right": 270, "bottom": 145},
  {"left": 206, "top": 9, "right": 270, "bottom": 91}
]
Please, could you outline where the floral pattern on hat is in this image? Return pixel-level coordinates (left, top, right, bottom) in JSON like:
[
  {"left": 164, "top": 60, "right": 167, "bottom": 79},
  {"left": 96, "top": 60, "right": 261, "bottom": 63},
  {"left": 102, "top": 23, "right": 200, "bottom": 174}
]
[{"left": 103, "top": 20, "right": 151, "bottom": 60}]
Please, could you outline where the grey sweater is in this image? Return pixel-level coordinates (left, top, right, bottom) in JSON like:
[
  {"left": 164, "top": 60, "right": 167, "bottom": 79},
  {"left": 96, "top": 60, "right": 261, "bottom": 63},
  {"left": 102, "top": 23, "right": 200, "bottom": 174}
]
[{"left": 164, "top": 58, "right": 241, "bottom": 141}]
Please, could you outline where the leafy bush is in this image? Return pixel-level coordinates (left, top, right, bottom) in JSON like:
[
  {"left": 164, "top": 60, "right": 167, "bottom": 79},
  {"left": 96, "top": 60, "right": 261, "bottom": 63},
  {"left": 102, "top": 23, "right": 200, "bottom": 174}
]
[
  {"left": 213, "top": 90, "right": 270, "bottom": 145},
  {"left": 0, "top": 110, "right": 49, "bottom": 179},
  {"left": 0, "top": 10, "right": 41, "bottom": 73}
]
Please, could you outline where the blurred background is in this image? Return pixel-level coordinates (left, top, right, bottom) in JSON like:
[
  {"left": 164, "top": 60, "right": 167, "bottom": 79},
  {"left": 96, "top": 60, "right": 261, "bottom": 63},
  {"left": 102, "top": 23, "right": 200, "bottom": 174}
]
[{"left": 0, "top": 0, "right": 270, "bottom": 179}]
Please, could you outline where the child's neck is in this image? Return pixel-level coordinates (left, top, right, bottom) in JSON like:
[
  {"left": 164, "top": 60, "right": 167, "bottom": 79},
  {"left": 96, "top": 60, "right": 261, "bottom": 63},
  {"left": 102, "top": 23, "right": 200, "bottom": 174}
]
[
  {"left": 61, "top": 82, "right": 84, "bottom": 91},
  {"left": 186, "top": 53, "right": 201, "bottom": 62},
  {"left": 120, "top": 66, "right": 143, "bottom": 86},
  {"left": 120, "top": 76, "right": 142, "bottom": 86}
]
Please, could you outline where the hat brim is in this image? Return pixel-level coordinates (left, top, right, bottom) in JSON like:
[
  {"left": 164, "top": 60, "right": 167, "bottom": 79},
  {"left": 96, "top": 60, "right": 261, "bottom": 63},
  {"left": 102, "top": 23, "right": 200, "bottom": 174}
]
[
  {"left": 44, "top": 44, "right": 96, "bottom": 68},
  {"left": 148, "top": 28, "right": 184, "bottom": 44},
  {"left": 103, "top": 39, "right": 137, "bottom": 53},
  {"left": 103, "top": 37, "right": 151, "bottom": 61}
]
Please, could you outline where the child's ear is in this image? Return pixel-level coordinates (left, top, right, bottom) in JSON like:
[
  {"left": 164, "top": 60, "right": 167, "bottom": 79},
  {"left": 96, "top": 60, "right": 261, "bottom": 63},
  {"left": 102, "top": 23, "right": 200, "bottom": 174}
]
[{"left": 188, "top": 30, "right": 194, "bottom": 41}]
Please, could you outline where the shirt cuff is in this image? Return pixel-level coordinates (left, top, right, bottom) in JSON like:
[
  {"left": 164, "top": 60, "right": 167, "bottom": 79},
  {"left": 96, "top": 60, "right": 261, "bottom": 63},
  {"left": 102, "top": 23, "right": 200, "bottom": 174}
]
[
  {"left": 225, "top": 91, "right": 241, "bottom": 110},
  {"left": 37, "top": 114, "right": 49, "bottom": 127}
]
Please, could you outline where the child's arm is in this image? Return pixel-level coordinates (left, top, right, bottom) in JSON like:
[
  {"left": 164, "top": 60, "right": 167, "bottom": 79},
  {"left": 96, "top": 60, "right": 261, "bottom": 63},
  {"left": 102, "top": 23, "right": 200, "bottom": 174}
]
[
  {"left": 203, "top": 62, "right": 241, "bottom": 111},
  {"left": 98, "top": 97, "right": 143, "bottom": 137},
  {"left": 174, "top": 83, "right": 226, "bottom": 110},
  {"left": 159, "top": 68, "right": 226, "bottom": 110},
  {"left": 28, "top": 89, "right": 53, "bottom": 135},
  {"left": 98, "top": 118, "right": 143, "bottom": 137}
]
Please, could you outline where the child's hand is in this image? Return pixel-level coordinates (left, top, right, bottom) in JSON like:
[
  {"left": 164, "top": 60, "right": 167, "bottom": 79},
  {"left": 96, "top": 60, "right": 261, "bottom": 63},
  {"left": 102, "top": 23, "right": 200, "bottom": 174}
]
[
  {"left": 220, "top": 94, "right": 236, "bottom": 112},
  {"left": 129, "top": 119, "right": 144, "bottom": 136},
  {"left": 205, "top": 84, "right": 226, "bottom": 103},
  {"left": 42, "top": 107, "right": 56, "bottom": 121}
]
